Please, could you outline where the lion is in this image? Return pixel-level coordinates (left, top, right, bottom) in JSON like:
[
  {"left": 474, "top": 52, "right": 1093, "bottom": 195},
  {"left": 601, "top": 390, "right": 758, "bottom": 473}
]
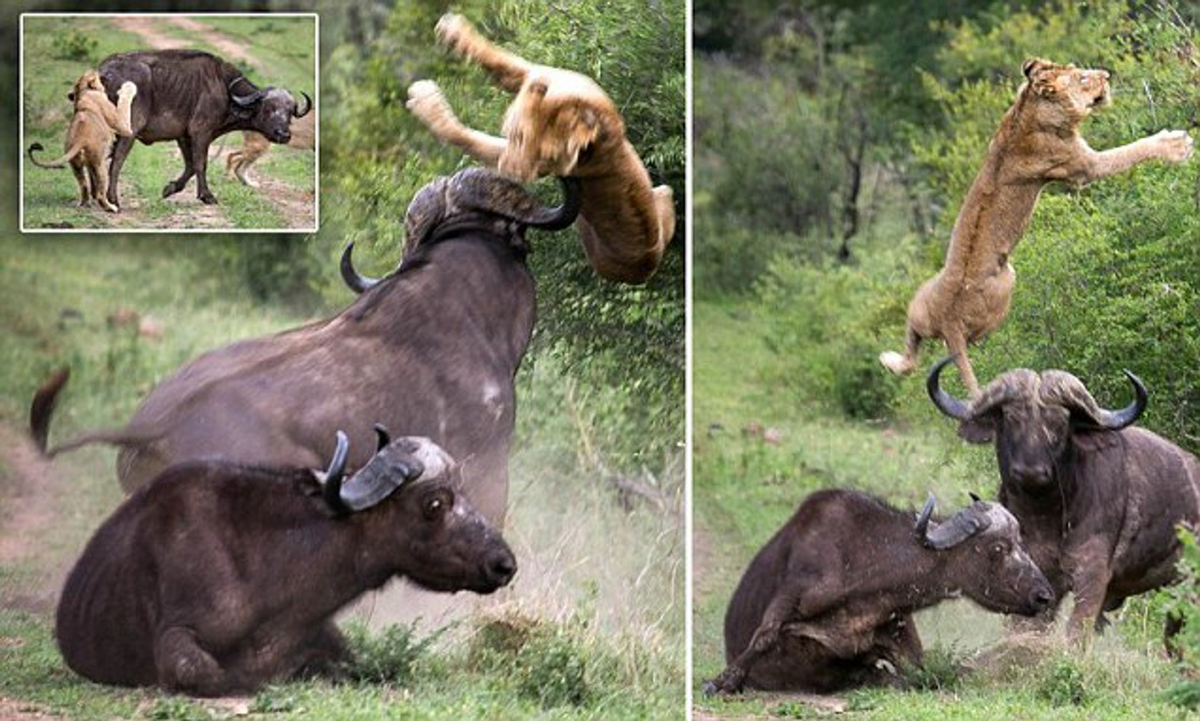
[
  {"left": 27, "top": 70, "right": 138, "bottom": 213},
  {"left": 880, "top": 59, "right": 1193, "bottom": 395},
  {"left": 225, "top": 111, "right": 316, "bottom": 188},
  {"left": 405, "top": 13, "right": 675, "bottom": 284}
]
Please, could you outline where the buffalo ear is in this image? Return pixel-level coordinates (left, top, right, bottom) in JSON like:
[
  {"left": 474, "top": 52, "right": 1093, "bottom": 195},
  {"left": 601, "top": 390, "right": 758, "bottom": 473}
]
[{"left": 958, "top": 418, "right": 995, "bottom": 444}]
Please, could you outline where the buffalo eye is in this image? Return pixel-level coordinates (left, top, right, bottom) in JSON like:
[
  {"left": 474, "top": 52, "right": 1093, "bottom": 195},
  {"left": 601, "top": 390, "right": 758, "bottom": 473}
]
[
  {"left": 423, "top": 489, "right": 453, "bottom": 521},
  {"left": 990, "top": 542, "right": 1007, "bottom": 558}
]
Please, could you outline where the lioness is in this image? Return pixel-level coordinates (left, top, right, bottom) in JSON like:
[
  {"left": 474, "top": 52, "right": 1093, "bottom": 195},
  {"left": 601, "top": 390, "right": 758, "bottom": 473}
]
[
  {"left": 405, "top": 13, "right": 676, "bottom": 284},
  {"left": 225, "top": 111, "right": 316, "bottom": 188},
  {"left": 880, "top": 59, "right": 1192, "bottom": 394},
  {"left": 27, "top": 70, "right": 138, "bottom": 213}
]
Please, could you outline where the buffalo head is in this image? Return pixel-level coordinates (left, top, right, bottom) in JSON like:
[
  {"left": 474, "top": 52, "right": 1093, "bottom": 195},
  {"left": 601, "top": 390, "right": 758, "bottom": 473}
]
[
  {"left": 229, "top": 77, "right": 311, "bottom": 144},
  {"left": 314, "top": 428, "right": 516, "bottom": 595},
  {"left": 927, "top": 357, "right": 1147, "bottom": 490},
  {"left": 340, "top": 167, "right": 582, "bottom": 294},
  {"left": 916, "top": 492, "right": 1054, "bottom": 616}
]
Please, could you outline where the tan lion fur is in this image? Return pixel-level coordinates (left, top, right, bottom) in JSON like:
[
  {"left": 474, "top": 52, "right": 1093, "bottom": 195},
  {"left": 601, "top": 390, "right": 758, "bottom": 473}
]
[
  {"left": 405, "top": 13, "right": 675, "bottom": 284},
  {"left": 880, "top": 59, "right": 1193, "bottom": 395},
  {"left": 27, "top": 71, "right": 138, "bottom": 213},
  {"left": 225, "top": 112, "right": 316, "bottom": 188}
]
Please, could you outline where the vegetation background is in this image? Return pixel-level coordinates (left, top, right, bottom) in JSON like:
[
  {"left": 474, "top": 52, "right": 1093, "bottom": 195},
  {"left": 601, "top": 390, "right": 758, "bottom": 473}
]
[
  {"left": 694, "top": 0, "right": 1200, "bottom": 719},
  {"left": 1, "top": 0, "right": 684, "bottom": 719},
  {"left": 21, "top": 15, "right": 317, "bottom": 231}
]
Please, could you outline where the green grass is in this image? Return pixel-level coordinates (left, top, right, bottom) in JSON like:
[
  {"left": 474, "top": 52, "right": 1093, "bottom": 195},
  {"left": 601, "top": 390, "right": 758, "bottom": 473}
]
[
  {"left": 0, "top": 233, "right": 682, "bottom": 719},
  {"left": 691, "top": 297, "right": 1191, "bottom": 720},
  {"left": 21, "top": 16, "right": 315, "bottom": 230}
]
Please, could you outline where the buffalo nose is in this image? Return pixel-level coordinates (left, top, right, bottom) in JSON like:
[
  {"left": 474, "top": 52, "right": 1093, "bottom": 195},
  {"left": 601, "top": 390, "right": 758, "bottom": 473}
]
[
  {"left": 1032, "top": 587, "right": 1054, "bottom": 611},
  {"left": 486, "top": 550, "right": 517, "bottom": 586},
  {"left": 1012, "top": 462, "right": 1051, "bottom": 485}
]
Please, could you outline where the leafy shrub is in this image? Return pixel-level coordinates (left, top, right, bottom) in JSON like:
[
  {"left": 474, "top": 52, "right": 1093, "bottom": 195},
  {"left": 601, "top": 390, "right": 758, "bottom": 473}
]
[
  {"left": 470, "top": 613, "right": 592, "bottom": 708},
  {"left": 341, "top": 620, "right": 442, "bottom": 685},
  {"left": 52, "top": 29, "right": 96, "bottom": 62},
  {"left": 902, "top": 645, "right": 963, "bottom": 691},
  {"left": 1160, "top": 527, "right": 1200, "bottom": 707},
  {"left": 1037, "top": 657, "right": 1088, "bottom": 707}
]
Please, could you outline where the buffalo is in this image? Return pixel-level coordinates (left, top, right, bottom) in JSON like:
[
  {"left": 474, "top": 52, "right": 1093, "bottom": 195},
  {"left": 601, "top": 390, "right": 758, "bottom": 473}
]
[
  {"left": 928, "top": 357, "right": 1200, "bottom": 638},
  {"left": 96, "top": 49, "right": 311, "bottom": 206},
  {"left": 33, "top": 168, "right": 581, "bottom": 525},
  {"left": 704, "top": 489, "right": 1052, "bottom": 694},
  {"left": 56, "top": 428, "right": 515, "bottom": 696}
]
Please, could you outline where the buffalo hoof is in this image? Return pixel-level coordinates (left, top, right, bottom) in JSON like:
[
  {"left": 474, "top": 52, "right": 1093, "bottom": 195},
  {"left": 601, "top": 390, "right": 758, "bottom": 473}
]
[
  {"left": 701, "top": 680, "right": 719, "bottom": 696},
  {"left": 199, "top": 192, "right": 218, "bottom": 205},
  {"left": 162, "top": 182, "right": 182, "bottom": 198}
]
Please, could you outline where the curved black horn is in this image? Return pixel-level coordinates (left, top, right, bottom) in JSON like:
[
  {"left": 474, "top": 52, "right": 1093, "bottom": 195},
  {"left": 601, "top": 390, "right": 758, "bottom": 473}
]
[
  {"left": 321, "top": 431, "right": 351, "bottom": 515},
  {"left": 455, "top": 169, "right": 582, "bottom": 230},
  {"left": 340, "top": 242, "right": 380, "bottom": 294},
  {"left": 1095, "top": 370, "right": 1148, "bottom": 430},
  {"left": 293, "top": 91, "right": 312, "bottom": 118},
  {"left": 373, "top": 423, "right": 391, "bottom": 452},
  {"left": 968, "top": 491, "right": 982, "bottom": 503},
  {"left": 231, "top": 85, "right": 269, "bottom": 108},
  {"left": 927, "top": 356, "right": 971, "bottom": 421},
  {"left": 338, "top": 439, "right": 427, "bottom": 512},
  {"left": 914, "top": 492, "right": 935, "bottom": 543}
]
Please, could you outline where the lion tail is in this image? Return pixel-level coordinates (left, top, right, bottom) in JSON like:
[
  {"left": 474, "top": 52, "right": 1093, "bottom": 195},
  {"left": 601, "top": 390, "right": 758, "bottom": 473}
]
[{"left": 27, "top": 141, "right": 83, "bottom": 169}]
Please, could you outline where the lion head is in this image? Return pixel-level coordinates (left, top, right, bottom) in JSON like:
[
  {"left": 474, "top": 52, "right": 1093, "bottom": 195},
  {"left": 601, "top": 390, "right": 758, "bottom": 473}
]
[
  {"left": 1020, "top": 58, "right": 1110, "bottom": 126},
  {"left": 68, "top": 70, "right": 105, "bottom": 105},
  {"left": 498, "top": 71, "right": 623, "bottom": 182}
]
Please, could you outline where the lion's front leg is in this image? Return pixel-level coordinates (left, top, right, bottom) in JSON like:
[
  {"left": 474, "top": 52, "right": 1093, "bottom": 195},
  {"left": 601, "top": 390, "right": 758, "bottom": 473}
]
[
  {"left": 435, "top": 13, "right": 531, "bottom": 93},
  {"left": 407, "top": 80, "right": 508, "bottom": 165},
  {"left": 1072, "top": 130, "right": 1193, "bottom": 183}
]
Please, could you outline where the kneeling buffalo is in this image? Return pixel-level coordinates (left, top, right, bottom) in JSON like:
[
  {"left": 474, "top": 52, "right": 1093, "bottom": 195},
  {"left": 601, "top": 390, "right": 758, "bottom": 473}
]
[
  {"left": 704, "top": 489, "right": 1052, "bottom": 694},
  {"left": 928, "top": 357, "right": 1200, "bottom": 638},
  {"left": 56, "top": 429, "right": 515, "bottom": 696}
]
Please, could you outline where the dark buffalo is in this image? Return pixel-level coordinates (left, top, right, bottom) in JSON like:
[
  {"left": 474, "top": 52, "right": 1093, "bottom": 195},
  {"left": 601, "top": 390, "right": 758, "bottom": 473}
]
[
  {"left": 704, "top": 490, "right": 1052, "bottom": 694},
  {"left": 96, "top": 49, "right": 311, "bottom": 206},
  {"left": 56, "top": 429, "right": 515, "bottom": 696},
  {"left": 928, "top": 357, "right": 1200, "bottom": 638},
  {"left": 33, "top": 168, "right": 581, "bottom": 525}
]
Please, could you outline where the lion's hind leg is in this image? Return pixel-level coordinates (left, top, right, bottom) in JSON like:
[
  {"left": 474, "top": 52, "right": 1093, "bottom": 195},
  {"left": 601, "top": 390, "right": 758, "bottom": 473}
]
[
  {"left": 880, "top": 325, "right": 921, "bottom": 378},
  {"left": 654, "top": 185, "right": 676, "bottom": 247},
  {"left": 435, "top": 14, "right": 531, "bottom": 93},
  {"left": 70, "top": 157, "right": 91, "bottom": 207}
]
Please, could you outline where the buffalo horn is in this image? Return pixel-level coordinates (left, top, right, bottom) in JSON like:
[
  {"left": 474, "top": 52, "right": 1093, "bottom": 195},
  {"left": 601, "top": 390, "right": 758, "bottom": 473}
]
[
  {"left": 1090, "top": 370, "right": 1148, "bottom": 430},
  {"left": 915, "top": 492, "right": 991, "bottom": 550},
  {"left": 231, "top": 85, "right": 269, "bottom": 108},
  {"left": 338, "top": 439, "right": 427, "bottom": 512},
  {"left": 456, "top": 168, "right": 582, "bottom": 231},
  {"left": 293, "top": 91, "right": 312, "bottom": 118},
  {"left": 320, "top": 431, "right": 351, "bottom": 514},
  {"left": 373, "top": 423, "right": 391, "bottom": 452},
  {"left": 927, "top": 356, "right": 971, "bottom": 421},
  {"left": 340, "top": 242, "right": 380, "bottom": 294}
]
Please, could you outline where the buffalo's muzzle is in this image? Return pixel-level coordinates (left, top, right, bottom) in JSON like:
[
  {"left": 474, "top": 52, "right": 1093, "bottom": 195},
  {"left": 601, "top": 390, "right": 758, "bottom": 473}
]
[
  {"left": 1029, "top": 585, "right": 1055, "bottom": 614},
  {"left": 481, "top": 548, "right": 517, "bottom": 590}
]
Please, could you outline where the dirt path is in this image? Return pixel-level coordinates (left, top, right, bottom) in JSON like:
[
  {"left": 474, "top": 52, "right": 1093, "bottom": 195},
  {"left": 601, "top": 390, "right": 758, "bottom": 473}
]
[
  {"left": 169, "top": 17, "right": 263, "bottom": 71},
  {"left": 0, "top": 422, "right": 66, "bottom": 612},
  {"left": 110, "top": 16, "right": 188, "bottom": 50}
]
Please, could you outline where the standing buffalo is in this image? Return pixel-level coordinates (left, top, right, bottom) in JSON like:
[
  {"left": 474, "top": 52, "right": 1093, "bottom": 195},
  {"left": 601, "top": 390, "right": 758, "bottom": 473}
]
[
  {"left": 704, "top": 489, "right": 1052, "bottom": 694},
  {"left": 928, "top": 357, "right": 1200, "bottom": 637},
  {"left": 33, "top": 168, "right": 581, "bottom": 525},
  {"left": 96, "top": 49, "right": 311, "bottom": 207},
  {"left": 56, "top": 429, "right": 516, "bottom": 696}
]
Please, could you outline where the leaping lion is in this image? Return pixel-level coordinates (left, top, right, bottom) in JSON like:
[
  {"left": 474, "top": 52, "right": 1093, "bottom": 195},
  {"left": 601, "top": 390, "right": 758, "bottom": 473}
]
[
  {"left": 27, "top": 70, "right": 138, "bottom": 213},
  {"left": 406, "top": 13, "right": 676, "bottom": 284},
  {"left": 880, "top": 59, "right": 1192, "bottom": 395}
]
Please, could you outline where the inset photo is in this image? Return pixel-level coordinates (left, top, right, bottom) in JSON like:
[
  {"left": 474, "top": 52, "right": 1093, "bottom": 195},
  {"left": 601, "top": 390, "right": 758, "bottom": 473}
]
[{"left": 20, "top": 13, "right": 317, "bottom": 232}]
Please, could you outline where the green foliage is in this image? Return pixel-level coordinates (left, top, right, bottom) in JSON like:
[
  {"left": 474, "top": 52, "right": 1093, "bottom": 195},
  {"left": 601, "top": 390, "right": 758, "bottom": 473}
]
[
  {"left": 322, "top": 0, "right": 685, "bottom": 471},
  {"left": 341, "top": 621, "right": 443, "bottom": 685},
  {"left": 146, "top": 696, "right": 209, "bottom": 721},
  {"left": 51, "top": 29, "right": 97, "bottom": 62},
  {"left": 1159, "top": 527, "right": 1200, "bottom": 707},
  {"left": 1036, "top": 657, "right": 1089, "bottom": 707},
  {"left": 902, "top": 645, "right": 965, "bottom": 692}
]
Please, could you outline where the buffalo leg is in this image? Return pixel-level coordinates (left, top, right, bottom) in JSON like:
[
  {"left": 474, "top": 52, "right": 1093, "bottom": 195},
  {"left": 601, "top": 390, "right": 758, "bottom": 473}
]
[
  {"left": 189, "top": 133, "right": 217, "bottom": 204},
  {"left": 162, "top": 138, "right": 195, "bottom": 198},
  {"left": 107, "top": 136, "right": 135, "bottom": 208},
  {"left": 703, "top": 585, "right": 804, "bottom": 694},
  {"left": 294, "top": 622, "right": 350, "bottom": 680},
  {"left": 1064, "top": 543, "right": 1114, "bottom": 643},
  {"left": 156, "top": 626, "right": 246, "bottom": 696}
]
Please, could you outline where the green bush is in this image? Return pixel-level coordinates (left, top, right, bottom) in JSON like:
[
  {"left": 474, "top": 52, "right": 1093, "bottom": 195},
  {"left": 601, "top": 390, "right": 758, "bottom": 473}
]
[
  {"left": 902, "top": 645, "right": 964, "bottom": 692},
  {"left": 341, "top": 620, "right": 442, "bottom": 685},
  {"left": 52, "top": 29, "right": 97, "bottom": 62},
  {"left": 1037, "top": 657, "right": 1089, "bottom": 707},
  {"left": 1159, "top": 527, "right": 1200, "bottom": 707}
]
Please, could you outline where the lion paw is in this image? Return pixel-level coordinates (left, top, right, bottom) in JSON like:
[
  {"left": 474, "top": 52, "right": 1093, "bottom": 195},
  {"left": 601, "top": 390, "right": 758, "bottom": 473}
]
[
  {"left": 1154, "top": 129, "right": 1193, "bottom": 163},
  {"left": 406, "top": 80, "right": 459, "bottom": 133},
  {"left": 118, "top": 81, "right": 138, "bottom": 99},
  {"left": 435, "top": 13, "right": 475, "bottom": 54}
]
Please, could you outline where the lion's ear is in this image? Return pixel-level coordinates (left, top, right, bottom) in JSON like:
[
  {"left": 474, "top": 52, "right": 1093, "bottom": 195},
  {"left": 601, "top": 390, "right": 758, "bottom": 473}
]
[
  {"left": 563, "top": 104, "right": 602, "bottom": 173},
  {"left": 1023, "top": 59, "right": 1058, "bottom": 97},
  {"left": 1022, "top": 58, "right": 1044, "bottom": 79},
  {"left": 67, "top": 91, "right": 76, "bottom": 102}
]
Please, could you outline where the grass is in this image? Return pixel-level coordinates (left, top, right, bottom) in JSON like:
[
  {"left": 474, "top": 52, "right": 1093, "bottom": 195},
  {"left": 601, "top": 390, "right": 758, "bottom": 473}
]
[
  {"left": 0, "top": 233, "right": 684, "bottom": 719},
  {"left": 691, "top": 297, "right": 1192, "bottom": 720},
  {"left": 21, "top": 15, "right": 315, "bottom": 231}
]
